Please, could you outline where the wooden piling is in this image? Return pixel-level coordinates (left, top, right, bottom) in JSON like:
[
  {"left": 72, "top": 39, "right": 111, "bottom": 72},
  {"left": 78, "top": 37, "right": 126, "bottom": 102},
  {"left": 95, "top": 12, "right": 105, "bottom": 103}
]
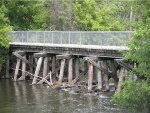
[
  {"left": 52, "top": 56, "right": 56, "bottom": 81},
  {"left": 88, "top": 63, "right": 93, "bottom": 92},
  {"left": 57, "top": 59, "right": 66, "bottom": 86},
  {"left": 103, "top": 61, "right": 109, "bottom": 91},
  {"left": 97, "top": 61, "right": 103, "bottom": 91},
  {"left": 18, "top": 55, "right": 26, "bottom": 81},
  {"left": 75, "top": 58, "right": 80, "bottom": 77},
  {"left": 14, "top": 59, "right": 21, "bottom": 81},
  {"left": 68, "top": 58, "right": 73, "bottom": 84},
  {"left": 32, "top": 57, "right": 43, "bottom": 84}
]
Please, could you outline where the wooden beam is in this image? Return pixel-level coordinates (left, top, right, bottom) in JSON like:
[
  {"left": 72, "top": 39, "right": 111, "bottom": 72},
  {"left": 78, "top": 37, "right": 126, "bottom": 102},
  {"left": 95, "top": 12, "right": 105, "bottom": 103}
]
[
  {"left": 34, "top": 53, "right": 48, "bottom": 58},
  {"left": 56, "top": 55, "right": 72, "bottom": 60},
  {"left": 13, "top": 52, "right": 36, "bottom": 68}
]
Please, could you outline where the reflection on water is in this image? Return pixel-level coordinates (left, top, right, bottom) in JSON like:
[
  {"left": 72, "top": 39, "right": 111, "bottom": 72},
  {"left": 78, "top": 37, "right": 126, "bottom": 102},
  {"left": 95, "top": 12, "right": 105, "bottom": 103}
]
[{"left": 0, "top": 79, "right": 128, "bottom": 113}]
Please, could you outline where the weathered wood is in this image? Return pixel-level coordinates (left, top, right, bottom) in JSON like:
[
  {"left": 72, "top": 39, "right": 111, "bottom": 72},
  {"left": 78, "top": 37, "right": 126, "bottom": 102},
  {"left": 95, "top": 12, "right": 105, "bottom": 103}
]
[
  {"left": 117, "top": 67, "right": 125, "bottom": 92},
  {"left": 13, "top": 52, "right": 36, "bottom": 68},
  {"left": 83, "top": 57, "right": 113, "bottom": 76},
  {"left": 18, "top": 55, "right": 26, "bottom": 81},
  {"left": 57, "top": 59, "right": 66, "bottom": 86},
  {"left": 34, "top": 53, "right": 48, "bottom": 58},
  {"left": 68, "top": 58, "right": 73, "bottom": 84},
  {"left": 56, "top": 55, "right": 71, "bottom": 59},
  {"left": 75, "top": 58, "right": 80, "bottom": 77},
  {"left": 37, "top": 57, "right": 48, "bottom": 84},
  {"left": 5, "top": 55, "right": 10, "bottom": 78},
  {"left": 97, "top": 61, "right": 103, "bottom": 90},
  {"left": 52, "top": 56, "right": 56, "bottom": 81},
  {"left": 37, "top": 67, "right": 60, "bottom": 84},
  {"left": 14, "top": 59, "right": 21, "bottom": 81},
  {"left": 32, "top": 57, "right": 43, "bottom": 84},
  {"left": 88, "top": 63, "right": 93, "bottom": 92},
  {"left": 43, "top": 57, "right": 48, "bottom": 78},
  {"left": 103, "top": 61, "right": 109, "bottom": 91},
  {"left": 111, "top": 60, "right": 119, "bottom": 88}
]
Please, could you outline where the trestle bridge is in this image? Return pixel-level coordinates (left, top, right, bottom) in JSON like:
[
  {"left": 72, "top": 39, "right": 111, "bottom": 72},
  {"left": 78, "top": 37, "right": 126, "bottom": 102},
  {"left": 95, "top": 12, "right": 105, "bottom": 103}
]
[{"left": 2, "top": 31, "right": 133, "bottom": 92}]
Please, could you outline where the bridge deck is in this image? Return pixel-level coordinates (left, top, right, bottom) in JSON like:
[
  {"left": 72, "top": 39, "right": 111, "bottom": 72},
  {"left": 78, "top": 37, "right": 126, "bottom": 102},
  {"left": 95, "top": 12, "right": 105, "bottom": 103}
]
[{"left": 10, "top": 31, "right": 132, "bottom": 58}]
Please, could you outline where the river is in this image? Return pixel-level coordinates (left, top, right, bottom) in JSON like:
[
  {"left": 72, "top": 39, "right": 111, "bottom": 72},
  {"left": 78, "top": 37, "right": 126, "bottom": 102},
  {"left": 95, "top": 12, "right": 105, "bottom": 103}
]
[{"left": 0, "top": 79, "right": 128, "bottom": 113}]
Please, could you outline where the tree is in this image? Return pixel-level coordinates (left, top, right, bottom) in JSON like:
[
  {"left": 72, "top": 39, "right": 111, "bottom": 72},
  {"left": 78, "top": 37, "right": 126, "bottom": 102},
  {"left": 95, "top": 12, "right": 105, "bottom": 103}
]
[
  {"left": 113, "top": 1, "right": 150, "bottom": 113},
  {"left": 0, "top": 3, "right": 12, "bottom": 63},
  {"left": 4, "top": 0, "right": 50, "bottom": 30},
  {"left": 74, "top": 0, "right": 124, "bottom": 31}
]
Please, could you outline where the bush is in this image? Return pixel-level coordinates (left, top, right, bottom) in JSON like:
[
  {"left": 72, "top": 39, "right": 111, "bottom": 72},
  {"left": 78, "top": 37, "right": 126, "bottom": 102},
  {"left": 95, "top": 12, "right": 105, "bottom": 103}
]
[{"left": 112, "top": 81, "right": 150, "bottom": 113}]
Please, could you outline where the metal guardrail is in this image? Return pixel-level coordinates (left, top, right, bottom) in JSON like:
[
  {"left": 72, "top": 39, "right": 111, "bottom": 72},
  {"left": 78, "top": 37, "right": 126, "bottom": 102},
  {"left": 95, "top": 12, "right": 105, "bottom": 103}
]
[{"left": 10, "top": 31, "right": 133, "bottom": 47}]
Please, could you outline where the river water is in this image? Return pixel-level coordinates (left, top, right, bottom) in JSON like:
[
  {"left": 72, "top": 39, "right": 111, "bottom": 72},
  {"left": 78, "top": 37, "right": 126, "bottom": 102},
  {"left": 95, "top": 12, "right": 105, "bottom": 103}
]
[{"left": 0, "top": 79, "right": 128, "bottom": 113}]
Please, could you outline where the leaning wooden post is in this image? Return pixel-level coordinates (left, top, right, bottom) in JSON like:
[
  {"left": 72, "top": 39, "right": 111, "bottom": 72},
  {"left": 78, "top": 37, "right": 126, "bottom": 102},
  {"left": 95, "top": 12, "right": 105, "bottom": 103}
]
[
  {"left": 88, "top": 63, "right": 94, "bottom": 92},
  {"left": 75, "top": 58, "right": 80, "bottom": 77},
  {"left": 68, "top": 58, "right": 73, "bottom": 84},
  {"left": 97, "top": 61, "right": 103, "bottom": 91},
  {"left": 57, "top": 59, "right": 66, "bottom": 86},
  {"left": 14, "top": 58, "right": 21, "bottom": 81},
  {"left": 117, "top": 67, "right": 125, "bottom": 92},
  {"left": 18, "top": 54, "right": 26, "bottom": 81},
  {"left": 103, "top": 60, "right": 109, "bottom": 91},
  {"left": 32, "top": 57, "right": 43, "bottom": 84}
]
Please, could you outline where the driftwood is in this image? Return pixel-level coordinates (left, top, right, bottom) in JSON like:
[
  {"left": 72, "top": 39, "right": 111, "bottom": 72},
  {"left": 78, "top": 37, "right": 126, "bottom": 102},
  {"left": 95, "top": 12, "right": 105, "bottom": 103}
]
[{"left": 11, "top": 68, "right": 51, "bottom": 86}]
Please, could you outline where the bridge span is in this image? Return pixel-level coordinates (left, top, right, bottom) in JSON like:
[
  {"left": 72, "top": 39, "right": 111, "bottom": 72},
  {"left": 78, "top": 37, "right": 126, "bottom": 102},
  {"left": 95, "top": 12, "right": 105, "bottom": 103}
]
[
  {"left": 5, "top": 31, "right": 134, "bottom": 92},
  {"left": 10, "top": 31, "right": 132, "bottom": 58}
]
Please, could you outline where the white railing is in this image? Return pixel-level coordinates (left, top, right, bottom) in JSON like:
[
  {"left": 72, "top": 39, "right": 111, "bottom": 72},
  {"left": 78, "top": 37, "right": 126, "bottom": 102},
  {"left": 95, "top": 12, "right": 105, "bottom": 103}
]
[{"left": 10, "top": 31, "right": 133, "bottom": 47}]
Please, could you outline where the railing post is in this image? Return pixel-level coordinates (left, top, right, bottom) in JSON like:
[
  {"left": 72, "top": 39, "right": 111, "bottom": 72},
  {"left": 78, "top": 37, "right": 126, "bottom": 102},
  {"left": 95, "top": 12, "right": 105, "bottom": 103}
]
[
  {"left": 80, "top": 32, "right": 81, "bottom": 45},
  {"left": 52, "top": 31, "right": 54, "bottom": 44},
  {"left": 27, "top": 32, "right": 28, "bottom": 43},
  {"left": 44, "top": 31, "right": 45, "bottom": 43},
  {"left": 69, "top": 31, "right": 70, "bottom": 44},
  {"left": 61, "top": 31, "right": 62, "bottom": 44},
  {"left": 22, "top": 32, "right": 23, "bottom": 42}
]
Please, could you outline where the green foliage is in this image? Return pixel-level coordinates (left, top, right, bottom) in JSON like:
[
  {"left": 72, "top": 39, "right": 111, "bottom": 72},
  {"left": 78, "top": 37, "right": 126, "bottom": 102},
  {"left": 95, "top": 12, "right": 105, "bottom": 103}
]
[
  {"left": 0, "top": 4, "right": 12, "bottom": 63},
  {"left": 125, "top": 1, "right": 150, "bottom": 81},
  {"left": 112, "top": 81, "right": 150, "bottom": 113},
  {"left": 4, "top": 0, "right": 50, "bottom": 30},
  {"left": 74, "top": 0, "right": 125, "bottom": 31}
]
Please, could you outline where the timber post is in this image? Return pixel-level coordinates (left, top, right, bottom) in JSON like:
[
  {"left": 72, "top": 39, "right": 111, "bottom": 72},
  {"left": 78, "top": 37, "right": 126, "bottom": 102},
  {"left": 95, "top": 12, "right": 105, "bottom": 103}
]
[
  {"left": 18, "top": 54, "right": 26, "bottom": 81},
  {"left": 97, "top": 61, "right": 103, "bottom": 91},
  {"left": 68, "top": 58, "right": 73, "bottom": 85},
  {"left": 14, "top": 58, "right": 21, "bottom": 81},
  {"left": 32, "top": 52, "right": 48, "bottom": 84},
  {"left": 103, "top": 60, "right": 109, "bottom": 91},
  {"left": 88, "top": 62, "right": 94, "bottom": 92}
]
